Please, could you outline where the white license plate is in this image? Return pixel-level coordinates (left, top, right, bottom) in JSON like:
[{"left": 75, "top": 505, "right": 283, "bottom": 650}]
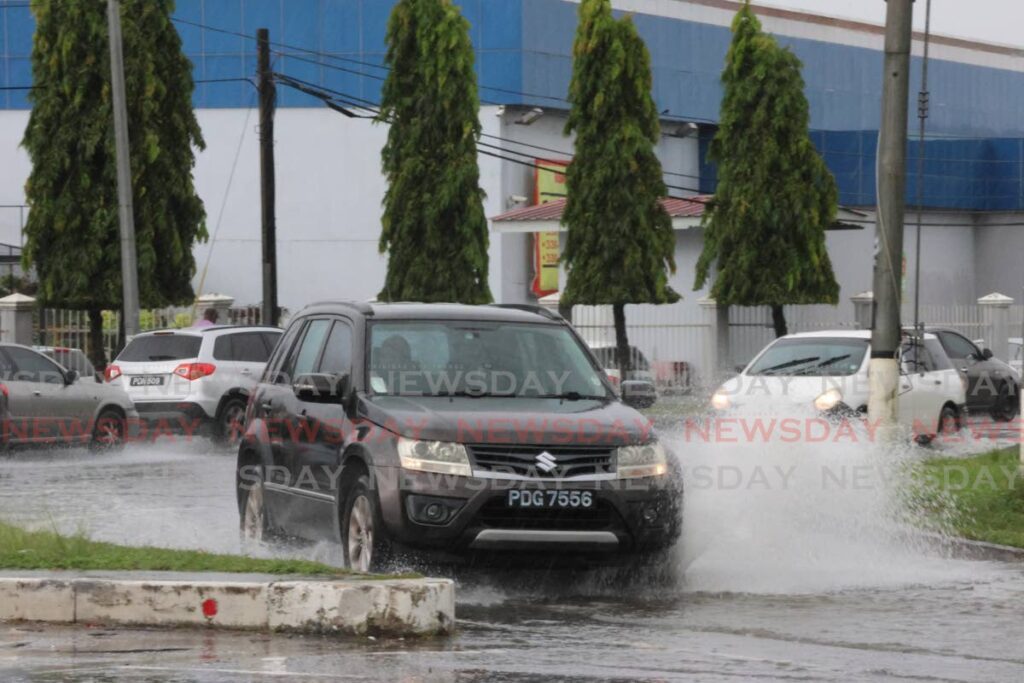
[
  {"left": 129, "top": 376, "right": 165, "bottom": 387},
  {"left": 506, "top": 490, "right": 594, "bottom": 509}
]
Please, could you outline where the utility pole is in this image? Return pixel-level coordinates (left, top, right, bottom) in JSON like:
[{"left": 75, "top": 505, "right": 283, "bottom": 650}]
[
  {"left": 257, "top": 28, "right": 279, "bottom": 327},
  {"left": 912, "top": 0, "right": 932, "bottom": 335},
  {"left": 106, "top": 0, "right": 140, "bottom": 339},
  {"left": 868, "top": 0, "right": 914, "bottom": 434}
]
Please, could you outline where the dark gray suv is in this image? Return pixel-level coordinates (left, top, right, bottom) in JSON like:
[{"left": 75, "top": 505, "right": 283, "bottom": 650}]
[{"left": 235, "top": 302, "right": 682, "bottom": 571}]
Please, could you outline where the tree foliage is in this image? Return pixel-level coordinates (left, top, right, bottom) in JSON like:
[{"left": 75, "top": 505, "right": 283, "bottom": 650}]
[
  {"left": 377, "top": 0, "right": 491, "bottom": 303},
  {"left": 561, "top": 0, "right": 678, "bottom": 309},
  {"left": 694, "top": 1, "right": 838, "bottom": 336},
  {"left": 562, "top": 0, "right": 678, "bottom": 375},
  {"left": 22, "top": 0, "right": 207, "bottom": 312}
]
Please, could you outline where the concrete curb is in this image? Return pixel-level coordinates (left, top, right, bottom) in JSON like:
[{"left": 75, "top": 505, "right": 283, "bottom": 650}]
[
  {"left": 0, "top": 571, "right": 454, "bottom": 637},
  {"left": 914, "top": 532, "right": 1024, "bottom": 563}
]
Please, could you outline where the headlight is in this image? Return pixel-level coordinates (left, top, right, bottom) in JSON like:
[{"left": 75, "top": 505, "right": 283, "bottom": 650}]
[
  {"left": 711, "top": 389, "right": 730, "bottom": 411},
  {"left": 814, "top": 388, "right": 843, "bottom": 412},
  {"left": 617, "top": 442, "right": 668, "bottom": 479},
  {"left": 397, "top": 438, "right": 472, "bottom": 477}
]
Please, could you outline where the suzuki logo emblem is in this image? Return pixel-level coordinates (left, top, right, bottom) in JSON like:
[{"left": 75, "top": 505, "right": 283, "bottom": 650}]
[{"left": 535, "top": 451, "right": 558, "bottom": 473}]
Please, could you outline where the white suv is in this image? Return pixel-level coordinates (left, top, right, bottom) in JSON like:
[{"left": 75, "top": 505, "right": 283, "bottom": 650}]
[{"left": 106, "top": 326, "right": 281, "bottom": 443}]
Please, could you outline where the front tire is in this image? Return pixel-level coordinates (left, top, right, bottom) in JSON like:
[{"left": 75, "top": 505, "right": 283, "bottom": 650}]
[
  {"left": 340, "top": 474, "right": 391, "bottom": 572},
  {"left": 90, "top": 409, "right": 125, "bottom": 451},
  {"left": 239, "top": 466, "right": 278, "bottom": 545}
]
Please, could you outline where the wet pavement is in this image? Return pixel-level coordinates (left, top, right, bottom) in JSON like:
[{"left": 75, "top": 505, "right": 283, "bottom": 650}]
[{"left": 1, "top": 429, "right": 1023, "bottom": 682}]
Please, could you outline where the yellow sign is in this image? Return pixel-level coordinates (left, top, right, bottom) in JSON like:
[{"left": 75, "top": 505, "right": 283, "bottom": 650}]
[{"left": 532, "top": 159, "right": 568, "bottom": 297}]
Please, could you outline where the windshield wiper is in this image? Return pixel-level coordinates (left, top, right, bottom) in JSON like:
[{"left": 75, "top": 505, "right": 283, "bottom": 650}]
[
  {"left": 755, "top": 356, "right": 820, "bottom": 375},
  {"left": 533, "top": 391, "right": 608, "bottom": 401},
  {"left": 793, "top": 354, "right": 852, "bottom": 375},
  {"left": 148, "top": 355, "right": 177, "bottom": 361}
]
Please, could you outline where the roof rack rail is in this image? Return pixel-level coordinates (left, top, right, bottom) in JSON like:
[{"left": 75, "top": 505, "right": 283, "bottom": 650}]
[
  {"left": 489, "top": 303, "right": 563, "bottom": 321},
  {"left": 306, "top": 300, "right": 374, "bottom": 315}
]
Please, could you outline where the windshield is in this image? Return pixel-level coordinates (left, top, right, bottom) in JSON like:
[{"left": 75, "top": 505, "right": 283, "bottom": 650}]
[
  {"left": 118, "top": 334, "right": 202, "bottom": 362},
  {"left": 747, "top": 338, "right": 868, "bottom": 377},
  {"left": 367, "top": 321, "right": 610, "bottom": 398}
]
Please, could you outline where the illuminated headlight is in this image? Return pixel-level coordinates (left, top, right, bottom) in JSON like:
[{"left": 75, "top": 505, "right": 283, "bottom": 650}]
[
  {"left": 711, "top": 389, "right": 731, "bottom": 411},
  {"left": 397, "top": 438, "right": 472, "bottom": 477},
  {"left": 814, "top": 388, "right": 843, "bottom": 412},
  {"left": 617, "top": 442, "right": 669, "bottom": 479}
]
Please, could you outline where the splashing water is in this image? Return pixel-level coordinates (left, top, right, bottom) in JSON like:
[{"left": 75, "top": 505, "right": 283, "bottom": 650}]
[{"left": 664, "top": 405, "right": 994, "bottom": 594}]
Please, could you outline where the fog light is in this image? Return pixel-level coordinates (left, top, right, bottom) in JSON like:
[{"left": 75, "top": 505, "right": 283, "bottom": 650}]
[{"left": 406, "top": 494, "right": 464, "bottom": 526}]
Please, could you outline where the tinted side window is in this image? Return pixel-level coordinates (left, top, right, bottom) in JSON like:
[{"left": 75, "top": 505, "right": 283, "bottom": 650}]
[
  {"left": 901, "top": 343, "right": 936, "bottom": 373},
  {"left": 318, "top": 322, "right": 353, "bottom": 376},
  {"left": 290, "top": 320, "right": 331, "bottom": 380},
  {"left": 924, "top": 339, "right": 953, "bottom": 371},
  {"left": 213, "top": 335, "right": 233, "bottom": 361},
  {"left": 230, "top": 333, "right": 272, "bottom": 363},
  {"left": 938, "top": 332, "right": 979, "bottom": 360},
  {"left": 265, "top": 324, "right": 301, "bottom": 383},
  {"left": 4, "top": 347, "right": 65, "bottom": 383},
  {"left": 261, "top": 332, "right": 282, "bottom": 356}
]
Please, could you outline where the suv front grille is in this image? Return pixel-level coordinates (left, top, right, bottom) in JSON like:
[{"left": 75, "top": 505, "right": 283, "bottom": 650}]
[
  {"left": 468, "top": 444, "right": 615, "bottom": 478},
  {"left": 475, "top": 498, "right": 618, "bottom": 531}
]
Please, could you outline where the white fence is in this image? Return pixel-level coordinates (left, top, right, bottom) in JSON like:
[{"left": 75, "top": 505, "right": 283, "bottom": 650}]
[{"left": 570, "top": 300, "right": 1023, "bottom": 389}]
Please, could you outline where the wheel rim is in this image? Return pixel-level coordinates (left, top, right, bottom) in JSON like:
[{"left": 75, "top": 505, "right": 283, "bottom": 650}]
[
  {"left": 242, "top": 483, "right": 265, "bottom": 542},
  {"left": 223, "top": 403, "right": 246, "bottom": 445},
  {"left": 95, "top": 417, "right": 123, "bottom": 447},
  {"left": 347, "top": 495, "right": 373, "bottom": 572}
]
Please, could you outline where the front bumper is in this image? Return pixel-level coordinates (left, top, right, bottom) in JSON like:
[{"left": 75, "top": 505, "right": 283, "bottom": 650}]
[{"left": 374, "top": 467, "right": 682, "bottom": 562}]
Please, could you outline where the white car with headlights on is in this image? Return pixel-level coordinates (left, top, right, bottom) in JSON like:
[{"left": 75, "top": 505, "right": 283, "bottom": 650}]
[{"left": 711, "top": 330, "right": 966, "bottom": 442}]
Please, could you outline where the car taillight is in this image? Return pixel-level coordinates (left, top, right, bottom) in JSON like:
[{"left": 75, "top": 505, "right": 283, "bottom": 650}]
[
  {"left": 173, "top": 362, "right": 216, "bottom": 381},
  {"left": 105, "top": 365, "right": 122, "bottom": 382},
  {"left": 0, "top": 383, "right": 7, "bottom": 398}
]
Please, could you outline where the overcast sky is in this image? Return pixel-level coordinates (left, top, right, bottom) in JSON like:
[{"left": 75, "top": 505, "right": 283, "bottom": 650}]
[{"left": 755, "top": 0, "right": 1024, "bottom": 48}]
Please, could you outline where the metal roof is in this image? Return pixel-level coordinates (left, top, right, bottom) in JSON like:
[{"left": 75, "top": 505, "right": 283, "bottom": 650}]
[{"left": 491, "top": 196, "right": 712, "bottom": 224}]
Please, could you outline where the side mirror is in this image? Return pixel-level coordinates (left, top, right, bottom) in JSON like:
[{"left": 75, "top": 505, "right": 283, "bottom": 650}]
[
  {"left": 619, "top": 380, "right": 653, "bottom": 409},
  {"left": 293, "top": 373, "right": 349, "bottom": 404},
  {"left": 64, "top": 369, "right": 79, "bottom": 385},
  {"left": 734, "top": 364, "right": 746, "bottom": 374},
  {"left": 982, "top": 348, "right": 994, "bottom": 360}
]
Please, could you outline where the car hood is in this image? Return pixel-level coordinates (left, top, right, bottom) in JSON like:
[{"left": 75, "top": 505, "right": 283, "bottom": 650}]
[
  {"left": 716, "top": 374, "right": 868, "bottom": 409},
  {"left": 358, "top": 395, "right": 653, "bottom": 446}
]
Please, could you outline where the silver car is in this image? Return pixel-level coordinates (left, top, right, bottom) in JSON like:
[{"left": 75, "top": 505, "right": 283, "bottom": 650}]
[{"left": 1, "top": 343, "right": 137, "bottom": 449}]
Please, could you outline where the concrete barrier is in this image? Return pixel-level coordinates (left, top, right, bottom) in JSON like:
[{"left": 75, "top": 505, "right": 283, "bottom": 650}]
[{"left": 0, "top": 571, "right": 454, "bottom": 637}]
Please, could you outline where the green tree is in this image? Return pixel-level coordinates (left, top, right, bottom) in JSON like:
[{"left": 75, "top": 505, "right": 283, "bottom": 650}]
[
  {"left": 694, "top": 1, "right": 838, "bottom": 337},
  {"left": 562, "top": 0, "right": 678, "bottom": 377},
  {"left": 377, "top": 0, "right": 491, "bottom": 303},
  {"left": 22, "top": 0, "right": 206, "bottom": 366}
]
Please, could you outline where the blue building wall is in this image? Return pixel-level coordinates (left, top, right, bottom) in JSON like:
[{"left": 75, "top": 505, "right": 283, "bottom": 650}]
[{"left": 2, "top": 0, "right": 1024, "bottom": 209}]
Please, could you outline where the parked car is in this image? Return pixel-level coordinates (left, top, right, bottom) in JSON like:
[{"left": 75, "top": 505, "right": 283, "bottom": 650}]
[
  {"left": 1, "top": 343, "right": 136, "bottom": 449},
  {"left": 35, "top": 346, "right": 101, "bottom": 382},
  {"left": 105, "top": 326, "right": 282, "bottom": 444},
  {"left": 587, "top": 342, "right": 658, "bottom": 408},
  {"left": 926, "top": 328, "right": 1020, "bottom": 421},
  {"left": 236, "top": 302, "right": 683, "bottom": 571},
  {"left": 711, "top": 330, "right": 966, "bottom": 442}
]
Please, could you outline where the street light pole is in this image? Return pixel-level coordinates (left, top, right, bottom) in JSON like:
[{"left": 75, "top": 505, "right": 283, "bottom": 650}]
[
  {"left": 106, "top": 0, "right": 140, "bottom": 339},
  {"left": 868, "top": 0, "right": 914, "bottom": 435}
]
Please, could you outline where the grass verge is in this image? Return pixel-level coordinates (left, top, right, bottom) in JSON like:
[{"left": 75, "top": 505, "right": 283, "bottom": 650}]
[
  {"left": 0, "top": 520, "right": 350, "bottom": 575},
  {"left": 918, "top": 448, "right": 1024, "bottom": 549}
]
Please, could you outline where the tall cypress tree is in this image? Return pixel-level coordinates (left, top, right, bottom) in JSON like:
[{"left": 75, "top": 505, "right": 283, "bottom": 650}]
[
  {"left": 694, "top": 1, "right": 838, "bottom": 337},
  {"left": 562, "top": 0, "right": 678, "bottom": 377},
  {"left": 22, "top": 0, "right": 206, "bottom": 365},
  {"left": 377, "top": 0, "right": 491, "bottom": 303}
]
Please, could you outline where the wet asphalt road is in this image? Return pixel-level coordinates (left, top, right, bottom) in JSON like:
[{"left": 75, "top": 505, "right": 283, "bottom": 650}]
[{"left": 1, "top": 430, "right": 1023, "bottom": 682}]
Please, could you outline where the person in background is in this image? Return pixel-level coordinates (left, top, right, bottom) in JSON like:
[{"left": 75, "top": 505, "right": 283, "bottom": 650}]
[{"left": 193, "top": 308, "right": 219, "bottom": 328}]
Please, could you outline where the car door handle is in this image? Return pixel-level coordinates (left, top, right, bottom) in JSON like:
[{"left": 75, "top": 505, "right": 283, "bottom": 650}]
[
  {"left": 241, "top": 369, "right": 252, "bottom": 375},
  {"left": 960, "top": 367, "right": 969, "bottom": 373},
  {"left": 33, "top": 390, "right": 42, "bottom": 397},
  {"left": 933, "top": 379, "right": 942, "bottom": 385},
  {"left": 260, "top": 402, "right": 273, "bottom": 414}
]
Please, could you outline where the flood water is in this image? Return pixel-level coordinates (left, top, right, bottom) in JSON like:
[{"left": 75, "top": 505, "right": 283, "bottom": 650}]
[{"left": 1, "top": 417, "right": 1022, "bottom": 681}]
